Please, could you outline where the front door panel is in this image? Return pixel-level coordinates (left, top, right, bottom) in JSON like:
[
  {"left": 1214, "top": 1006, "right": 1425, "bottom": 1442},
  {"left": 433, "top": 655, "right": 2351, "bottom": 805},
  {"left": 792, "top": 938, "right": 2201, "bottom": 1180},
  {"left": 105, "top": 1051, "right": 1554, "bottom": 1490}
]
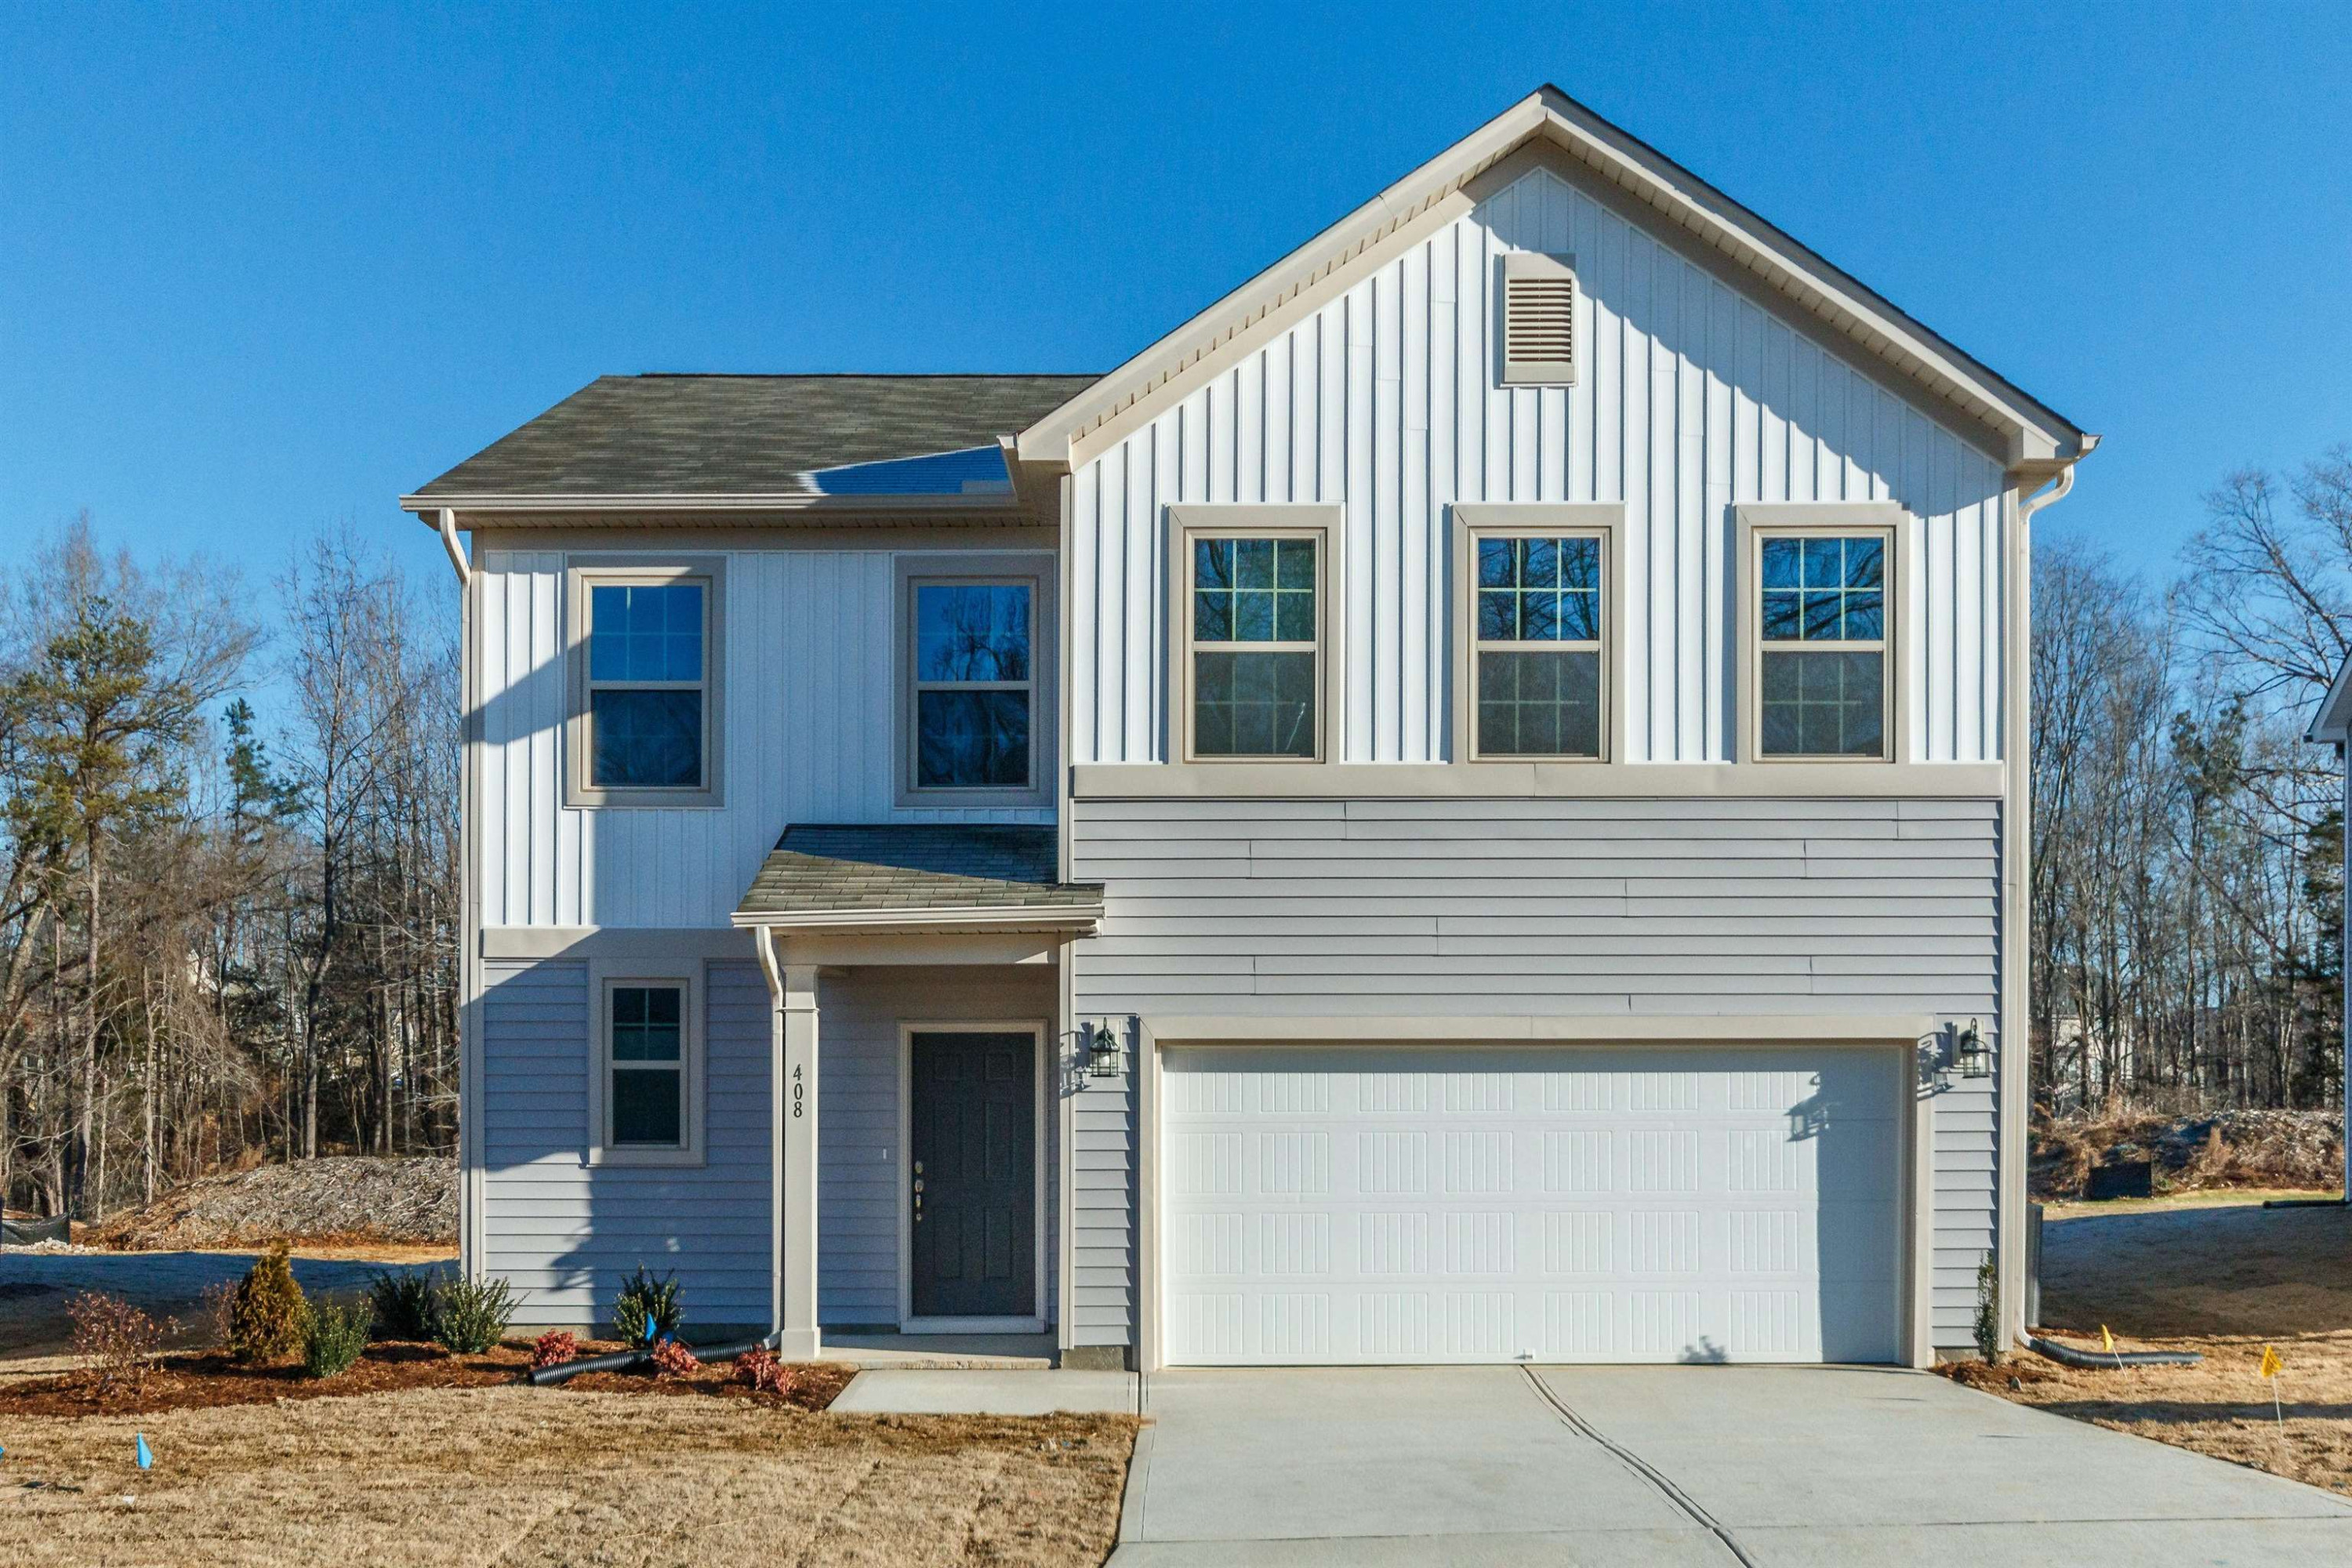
[{"left": 911, "top": 1030, "right": 1036, "bottom": 1319}]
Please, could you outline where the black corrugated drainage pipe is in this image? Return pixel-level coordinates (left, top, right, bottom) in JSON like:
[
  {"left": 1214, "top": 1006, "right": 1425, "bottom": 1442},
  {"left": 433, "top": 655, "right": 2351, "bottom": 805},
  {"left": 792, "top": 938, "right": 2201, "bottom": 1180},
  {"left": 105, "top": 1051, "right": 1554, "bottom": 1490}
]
[
  {"left": 2020, "top": 1330, "right": 2203, "bottom": 1369},
  {"left": 527, "top": 1334, "right": 778, "bottom": 1387}
]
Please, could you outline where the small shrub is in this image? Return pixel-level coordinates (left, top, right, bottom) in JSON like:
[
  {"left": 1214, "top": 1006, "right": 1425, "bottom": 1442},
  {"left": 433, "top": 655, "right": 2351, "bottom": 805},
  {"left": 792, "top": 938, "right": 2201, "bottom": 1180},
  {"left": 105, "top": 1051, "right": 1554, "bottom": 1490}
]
[
  {"left": 300, "top": 1298, "right": 374, "bottom": 1380},
  {"left": 612, "top": 1265, "right": 684, "bottom": 1346},
  {"left": 431, "top": 1275, "right": 518, "bottom": 1354},
  {"left": 649, "top": 1336, "right": 700, "bottom": 1379},
  {"left": 68, "top": 1291, "right": 174, "bottom": 1399},
  {"left": 368, "top": 1269, "right": 442, "bottom": 1341},
  {"left": 531, "top": 1330, "right": 579, "bottom": 1371},
  {"left": 230, "top": 1244, "right": 307, "bottom": 1363},
  {"left": 196, "top": 1279, "right": 239, "bottom": 1349},
  {"left": 1973, "top": 1253, "right": 2002, "bottom": 1364},
  {"left": 734, "top": 1345, "right": 793, "bottom": 1396}
]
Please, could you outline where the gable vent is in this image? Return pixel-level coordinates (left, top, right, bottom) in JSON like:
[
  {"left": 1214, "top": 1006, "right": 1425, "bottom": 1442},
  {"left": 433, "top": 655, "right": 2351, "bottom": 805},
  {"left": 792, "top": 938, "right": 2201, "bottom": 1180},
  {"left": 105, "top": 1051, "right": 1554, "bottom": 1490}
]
[{"left": 1501, "top": 251, "right": 1578, "bottom": 387}]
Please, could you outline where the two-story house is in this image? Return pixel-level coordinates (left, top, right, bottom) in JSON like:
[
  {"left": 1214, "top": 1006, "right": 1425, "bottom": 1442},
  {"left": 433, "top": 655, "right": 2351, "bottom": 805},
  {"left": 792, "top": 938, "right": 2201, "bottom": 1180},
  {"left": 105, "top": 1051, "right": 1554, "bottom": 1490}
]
[{"left": 403, "top": 87, "right": 2092, "bottom": 1370}]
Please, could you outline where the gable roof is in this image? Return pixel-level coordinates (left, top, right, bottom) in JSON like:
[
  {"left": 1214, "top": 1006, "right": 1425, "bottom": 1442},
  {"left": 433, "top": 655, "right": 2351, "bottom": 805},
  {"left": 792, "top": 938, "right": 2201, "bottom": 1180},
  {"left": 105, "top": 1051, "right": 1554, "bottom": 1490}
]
[
  {"left": 404, "top": 374, "right": 1098, "bottom": 509},
  {"left": 1018, "top": 85, "right": 2092, "bottom": 478},
  {"left": 730, "top": 823, "right": 1103, "bottom": 928}
]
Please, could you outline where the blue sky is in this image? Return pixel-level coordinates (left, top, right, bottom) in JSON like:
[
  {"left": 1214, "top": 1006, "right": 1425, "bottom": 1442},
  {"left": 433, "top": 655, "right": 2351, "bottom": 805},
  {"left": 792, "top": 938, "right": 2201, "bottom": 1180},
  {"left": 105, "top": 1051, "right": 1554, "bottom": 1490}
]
[{"left": 5, "top": 2, "right": 2348, "bottom": 597}]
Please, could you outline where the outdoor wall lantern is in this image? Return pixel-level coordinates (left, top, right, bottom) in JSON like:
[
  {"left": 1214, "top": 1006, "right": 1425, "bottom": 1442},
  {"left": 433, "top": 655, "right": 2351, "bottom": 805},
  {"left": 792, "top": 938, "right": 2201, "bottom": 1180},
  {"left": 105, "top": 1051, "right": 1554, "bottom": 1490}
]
[
  {"left": 1084, "top": 1022, "right": 1124, "bottom": 1080},
  {"left": 1954, "top": 1020, "right": 1991, "bottom": 1080}
]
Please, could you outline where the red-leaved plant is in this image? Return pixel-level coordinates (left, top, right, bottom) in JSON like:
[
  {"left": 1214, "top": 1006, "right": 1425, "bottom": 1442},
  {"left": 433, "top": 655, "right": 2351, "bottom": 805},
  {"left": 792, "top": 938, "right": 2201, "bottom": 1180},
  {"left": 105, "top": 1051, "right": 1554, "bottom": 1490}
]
[
  {"left": 531, "top": 1330, "right": 579, "bottom": 1371},
  {"left": 68, "top": 1291, "right": 176, "bottom": 1400},
  {"left": 649, "top": 1337, "right": 700, "bottom": 1379},
  {"left": 734, "top": 1345, "right": 793, "bottom": 1396}
]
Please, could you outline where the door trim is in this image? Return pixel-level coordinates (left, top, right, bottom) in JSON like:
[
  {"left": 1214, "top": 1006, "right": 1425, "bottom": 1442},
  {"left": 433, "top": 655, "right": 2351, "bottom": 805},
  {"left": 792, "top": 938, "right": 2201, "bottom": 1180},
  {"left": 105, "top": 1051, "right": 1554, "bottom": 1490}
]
[
  {"left": 896, "top": 1019, "right": 1049, "bottom": 1334},
  {"left": 1145, "top": 1035, "right": 1930, "bottom": 1371}
]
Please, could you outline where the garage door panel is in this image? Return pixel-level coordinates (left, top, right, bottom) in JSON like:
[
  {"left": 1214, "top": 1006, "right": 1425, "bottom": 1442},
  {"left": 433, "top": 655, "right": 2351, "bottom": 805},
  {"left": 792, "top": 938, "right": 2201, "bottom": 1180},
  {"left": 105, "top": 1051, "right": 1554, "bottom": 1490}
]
[{"left": 1162, "top": 1047, "right": 1904, "bottom": 1366}]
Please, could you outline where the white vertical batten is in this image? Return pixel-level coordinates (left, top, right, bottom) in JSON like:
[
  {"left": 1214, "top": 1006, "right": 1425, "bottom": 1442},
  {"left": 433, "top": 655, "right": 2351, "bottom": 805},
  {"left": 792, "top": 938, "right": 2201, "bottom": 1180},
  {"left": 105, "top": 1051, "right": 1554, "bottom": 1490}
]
[{"left": 1070, "top": 165, "right": 2011, "bottom": 768}]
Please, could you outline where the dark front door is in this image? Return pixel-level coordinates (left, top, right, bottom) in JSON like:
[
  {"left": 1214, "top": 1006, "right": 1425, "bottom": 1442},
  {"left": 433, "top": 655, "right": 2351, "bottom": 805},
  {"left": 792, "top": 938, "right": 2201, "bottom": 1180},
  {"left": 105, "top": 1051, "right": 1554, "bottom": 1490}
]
[{"left": 911, "top": 1030, "right": 1036, "bottom": 1318}]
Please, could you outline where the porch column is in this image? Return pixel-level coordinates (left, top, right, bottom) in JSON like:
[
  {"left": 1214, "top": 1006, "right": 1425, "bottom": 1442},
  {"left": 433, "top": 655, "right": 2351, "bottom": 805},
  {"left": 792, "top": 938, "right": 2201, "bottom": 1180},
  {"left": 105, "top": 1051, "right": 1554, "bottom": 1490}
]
[{"left": 779, "top": 962, "right": 821, "bottom": 1359}]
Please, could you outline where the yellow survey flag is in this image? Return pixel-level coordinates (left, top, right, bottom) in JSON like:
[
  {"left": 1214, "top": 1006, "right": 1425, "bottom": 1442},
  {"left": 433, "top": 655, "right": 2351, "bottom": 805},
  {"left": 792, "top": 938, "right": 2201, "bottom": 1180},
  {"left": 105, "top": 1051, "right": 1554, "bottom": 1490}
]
[
  {"left": 2260, "top": 1344, "right": 2283, "bottom": 1378},
  {"left": 2101, "top": 1324, "right": 2115, "bottom": 1354}
]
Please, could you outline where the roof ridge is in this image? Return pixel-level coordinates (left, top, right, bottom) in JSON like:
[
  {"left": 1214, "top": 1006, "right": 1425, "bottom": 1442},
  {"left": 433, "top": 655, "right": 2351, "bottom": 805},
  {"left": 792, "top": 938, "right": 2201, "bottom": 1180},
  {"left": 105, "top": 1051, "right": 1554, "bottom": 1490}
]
[{"left": 629, "top": 372, "right": 1101, "bottom": 381}]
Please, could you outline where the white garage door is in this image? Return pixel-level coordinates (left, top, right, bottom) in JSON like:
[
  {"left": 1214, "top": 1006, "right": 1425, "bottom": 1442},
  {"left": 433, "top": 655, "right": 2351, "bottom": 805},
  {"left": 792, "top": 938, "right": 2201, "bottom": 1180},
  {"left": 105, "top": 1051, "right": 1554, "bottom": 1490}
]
[{"left": 1160, "top": 1047, "right": 1904, "bottom": 1366}]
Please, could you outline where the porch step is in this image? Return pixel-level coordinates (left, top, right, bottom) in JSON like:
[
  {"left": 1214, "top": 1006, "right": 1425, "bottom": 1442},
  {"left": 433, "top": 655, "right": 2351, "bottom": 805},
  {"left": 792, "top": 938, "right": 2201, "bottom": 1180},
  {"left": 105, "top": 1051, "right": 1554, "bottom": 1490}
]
[{"left": 818, "top": 1331, "right": 1058, "bottom": 1370}]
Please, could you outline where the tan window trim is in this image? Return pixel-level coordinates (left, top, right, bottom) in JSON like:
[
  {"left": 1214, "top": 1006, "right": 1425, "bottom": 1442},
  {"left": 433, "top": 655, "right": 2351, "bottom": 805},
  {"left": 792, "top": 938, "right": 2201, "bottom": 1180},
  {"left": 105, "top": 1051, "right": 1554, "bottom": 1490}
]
[
  {"left": 564, "top": 556, "right": 727, "bottom": 809},
  {"left": 1733, "top": 503, "right": 1915, "bottom": 766},
  {"left": 585, "top": 960, "right": 706, "bottom": 1169},
  {"left": 1166, "top": 505, "right": 1344, "bottom": 765},
  {"left": 894, "top": 552, "right": 1056, "bottom": 810},
  {"left": 1450, "top": 504, "right": 1626, "bottom": 764}
]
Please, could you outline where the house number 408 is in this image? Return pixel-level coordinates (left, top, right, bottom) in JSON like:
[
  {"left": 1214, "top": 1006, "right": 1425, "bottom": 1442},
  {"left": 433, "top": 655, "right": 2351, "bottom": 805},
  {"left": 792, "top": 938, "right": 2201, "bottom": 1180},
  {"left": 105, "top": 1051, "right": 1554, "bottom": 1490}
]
[{"left": 792, "top": 1064, "right": 805, "bottom": 1118}]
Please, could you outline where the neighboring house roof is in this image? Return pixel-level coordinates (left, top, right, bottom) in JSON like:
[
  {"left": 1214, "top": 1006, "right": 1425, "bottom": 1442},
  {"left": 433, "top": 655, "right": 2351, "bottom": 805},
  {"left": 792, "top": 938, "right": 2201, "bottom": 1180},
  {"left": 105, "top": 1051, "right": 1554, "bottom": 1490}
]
[
  {"left": 731, "top": 824, "right": 1104, "bottom": 928},
  {"left": 405, "top": 374, "right": 1099, "bottom": 507},
  {"left": 1018, "top": 84, "right": 2095, "bottom": 478},
  {"left": 2307, "top": 652, "right": 2352, "bottom": 743}
]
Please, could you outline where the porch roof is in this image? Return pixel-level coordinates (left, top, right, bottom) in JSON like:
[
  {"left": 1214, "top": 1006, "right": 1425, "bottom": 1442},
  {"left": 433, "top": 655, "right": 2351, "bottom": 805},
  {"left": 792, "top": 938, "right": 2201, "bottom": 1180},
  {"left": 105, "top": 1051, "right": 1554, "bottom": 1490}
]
[{"left": 730, "top": 823, "right": 1103, "bottom": 929}]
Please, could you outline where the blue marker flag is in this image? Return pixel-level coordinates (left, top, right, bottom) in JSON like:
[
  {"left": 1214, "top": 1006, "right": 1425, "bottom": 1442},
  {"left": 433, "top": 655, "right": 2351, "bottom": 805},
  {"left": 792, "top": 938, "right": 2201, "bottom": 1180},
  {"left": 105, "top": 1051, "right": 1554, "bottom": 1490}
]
[{"left": 135, "top": 1434, "right": 153, "bottom": 1471}]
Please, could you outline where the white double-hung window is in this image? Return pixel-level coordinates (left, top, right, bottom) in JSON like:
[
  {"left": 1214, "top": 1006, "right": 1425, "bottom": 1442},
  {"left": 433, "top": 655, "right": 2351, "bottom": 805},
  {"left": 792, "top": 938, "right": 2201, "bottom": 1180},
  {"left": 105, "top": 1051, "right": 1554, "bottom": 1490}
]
[
  {"left": 589, "top": 966, "right": 703, "bottom": 1167},
  {"left": 1169, "top": 506, "right": 1341, "bottom": 764},
  {"left": 568, "top": 560, "right": 724, "bottom": 807},
  {"left": 1453, "top": 505, "right": 1624, "bottom": 764},
  {"left": 1737, "top": 505, "right": 1909, "bottom": 764}
]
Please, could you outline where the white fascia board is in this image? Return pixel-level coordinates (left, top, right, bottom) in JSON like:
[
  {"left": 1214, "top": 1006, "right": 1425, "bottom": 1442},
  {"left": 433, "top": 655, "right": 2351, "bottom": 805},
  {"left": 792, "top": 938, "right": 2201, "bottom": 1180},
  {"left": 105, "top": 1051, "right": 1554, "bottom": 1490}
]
[{"left": 2307, "top": 652, "right": 2352, "bottom": 742}]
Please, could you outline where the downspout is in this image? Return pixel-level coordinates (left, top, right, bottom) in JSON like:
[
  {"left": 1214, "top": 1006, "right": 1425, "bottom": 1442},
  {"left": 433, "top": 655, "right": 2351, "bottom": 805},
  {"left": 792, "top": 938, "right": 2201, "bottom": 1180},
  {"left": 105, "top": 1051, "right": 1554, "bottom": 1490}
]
[
  {"left": 437, "top": 507, "right": 472, "bottom": 586},
  {"left": 2000, "top": 441, "right": 2096, "bottom": 1351}
]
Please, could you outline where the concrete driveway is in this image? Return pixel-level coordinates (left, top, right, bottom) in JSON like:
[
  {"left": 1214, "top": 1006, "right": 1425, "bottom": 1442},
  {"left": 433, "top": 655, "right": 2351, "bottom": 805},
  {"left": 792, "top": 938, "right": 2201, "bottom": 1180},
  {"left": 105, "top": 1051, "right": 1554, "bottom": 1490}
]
[{"left": 1111, "top": 1364, "right": 2352, "bottom": 1566}]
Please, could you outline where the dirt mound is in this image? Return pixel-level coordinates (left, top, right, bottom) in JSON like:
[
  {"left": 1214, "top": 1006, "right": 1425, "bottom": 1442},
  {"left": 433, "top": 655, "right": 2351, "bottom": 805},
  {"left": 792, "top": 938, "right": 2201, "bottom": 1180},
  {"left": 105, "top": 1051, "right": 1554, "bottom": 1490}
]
[
  {"left": 87, "top": 1157, "right": 456, "bottom": 1250},
  {"left": 2033, "top": 1109, "right": 2342, "bottom": 1198}
]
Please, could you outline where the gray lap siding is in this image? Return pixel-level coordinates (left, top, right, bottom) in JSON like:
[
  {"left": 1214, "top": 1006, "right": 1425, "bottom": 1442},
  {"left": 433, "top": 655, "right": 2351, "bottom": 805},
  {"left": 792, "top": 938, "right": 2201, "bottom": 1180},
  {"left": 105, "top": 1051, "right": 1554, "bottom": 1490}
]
[
  {"left": 480, "top": 958, "right": 772, "bottom": 1332},
  {"left": 477, "top": 956, "right": 1061, "bottom": 1336},
  {"left": 1066, "top": 793, "right": 2004, "bottom": 1354}
]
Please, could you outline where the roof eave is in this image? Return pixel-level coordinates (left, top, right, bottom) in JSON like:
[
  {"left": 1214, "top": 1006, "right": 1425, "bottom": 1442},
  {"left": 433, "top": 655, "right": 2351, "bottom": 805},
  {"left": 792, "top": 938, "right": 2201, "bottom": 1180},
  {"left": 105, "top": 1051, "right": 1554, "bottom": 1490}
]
[
  {"left": 728, "top": 902, "right": 1105, "bottom": 931},
  {"left": 401, "top": 490, "right": 1032, "bottom": 517},
  {"left": 2307, "top": 652, "right": 2352, "bottom": 744}
]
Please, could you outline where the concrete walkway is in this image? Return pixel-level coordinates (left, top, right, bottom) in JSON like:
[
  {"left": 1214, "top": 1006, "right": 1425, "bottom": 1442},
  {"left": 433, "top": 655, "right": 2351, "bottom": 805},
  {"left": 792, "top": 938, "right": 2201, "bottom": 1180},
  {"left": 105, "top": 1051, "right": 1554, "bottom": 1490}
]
[
  {"left": 828, "top": 1367, "right": 1141, "bottom": 1414},
  {"left": 1109, "top": 1364, "right": 2352, "bottom": 1566}
]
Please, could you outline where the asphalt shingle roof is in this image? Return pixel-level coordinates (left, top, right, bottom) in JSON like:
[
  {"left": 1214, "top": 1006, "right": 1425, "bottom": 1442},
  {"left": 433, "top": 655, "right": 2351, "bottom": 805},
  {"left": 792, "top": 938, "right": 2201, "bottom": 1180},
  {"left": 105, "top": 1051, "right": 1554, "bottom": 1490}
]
[
  {"left": 735, "top": 824, "right": 1102, "bottom": 924},
  {"left": 410, "top": 374, "right": 1100, "bottom": 499}
]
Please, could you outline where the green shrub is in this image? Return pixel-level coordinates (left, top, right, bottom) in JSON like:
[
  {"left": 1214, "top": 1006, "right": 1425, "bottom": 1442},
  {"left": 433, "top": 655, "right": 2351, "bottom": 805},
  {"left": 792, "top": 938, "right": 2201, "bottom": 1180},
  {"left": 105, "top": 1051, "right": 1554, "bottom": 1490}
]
[
  {"left": 367, "top": 1269, "right": 442, "bottom": 1341},
  {"left": 301, "top": 1298, "right": 374, "bottom": 1380},
  {"left": 431, "top": 1276, "right": 518, "bottom": 1355},
  {"left": 230, "top": 1243, "right": 307, "bottom": 1364},
  {"left": 612, "top": 1265, "right": 684, "bottom": 1346},
  {"left": 1973, "top": 1253, "right": 2002, "bottom": 1364}
]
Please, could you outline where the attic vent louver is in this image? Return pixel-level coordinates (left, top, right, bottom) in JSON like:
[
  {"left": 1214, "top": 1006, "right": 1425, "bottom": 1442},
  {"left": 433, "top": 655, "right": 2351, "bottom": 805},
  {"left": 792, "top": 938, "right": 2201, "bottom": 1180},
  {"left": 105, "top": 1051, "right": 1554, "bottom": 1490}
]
[{"left": 1501, "top": 252, "right": 1578, "bottom": 387}]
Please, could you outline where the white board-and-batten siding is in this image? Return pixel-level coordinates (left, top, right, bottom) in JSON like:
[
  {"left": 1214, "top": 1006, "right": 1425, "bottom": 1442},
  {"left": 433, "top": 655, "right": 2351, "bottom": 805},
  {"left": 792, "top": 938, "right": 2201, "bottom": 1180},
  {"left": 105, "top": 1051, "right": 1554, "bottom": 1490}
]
[
  {"left": 474, "top": 546, "right": 1051, "bottom": 931},
  {"left": 1066, "top": 795, "right": 2003, "bottom": 1351},
  {"left": 1068, "top": 162, "right": 2010, "bottom": 767}
]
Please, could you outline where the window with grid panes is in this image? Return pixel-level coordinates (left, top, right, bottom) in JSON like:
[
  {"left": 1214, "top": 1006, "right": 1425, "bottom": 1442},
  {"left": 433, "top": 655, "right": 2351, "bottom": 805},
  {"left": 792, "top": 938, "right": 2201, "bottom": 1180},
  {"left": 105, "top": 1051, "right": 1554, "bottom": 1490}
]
[
  {"left": 1472, "top": 533, "right": 1604, "bottom": 758},
  {"left": 1756, "top": 534, "right": 1888, "bottom": 758},
  {"left": 1189, "top": 536, "right": 1319, "bottom": 758}
]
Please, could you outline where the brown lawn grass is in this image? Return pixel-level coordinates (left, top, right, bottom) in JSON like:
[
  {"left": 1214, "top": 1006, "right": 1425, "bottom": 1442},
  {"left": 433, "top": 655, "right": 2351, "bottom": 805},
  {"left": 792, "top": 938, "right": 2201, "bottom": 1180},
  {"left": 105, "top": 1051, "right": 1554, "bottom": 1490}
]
[
  {"left": 0, "top": 1385, "right": 1138, "bottom": 1566},
  {"left": 1948, "top": 1193, "right": 2352, "bottom": 1496}
]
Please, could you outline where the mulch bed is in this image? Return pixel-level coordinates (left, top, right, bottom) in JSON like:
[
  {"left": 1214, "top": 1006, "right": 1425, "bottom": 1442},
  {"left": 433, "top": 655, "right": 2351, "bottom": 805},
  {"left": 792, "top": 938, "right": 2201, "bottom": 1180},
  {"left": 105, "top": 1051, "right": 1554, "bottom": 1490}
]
[{"left": 0, "top": 1339, "right": 851, "bottom": 1420}]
